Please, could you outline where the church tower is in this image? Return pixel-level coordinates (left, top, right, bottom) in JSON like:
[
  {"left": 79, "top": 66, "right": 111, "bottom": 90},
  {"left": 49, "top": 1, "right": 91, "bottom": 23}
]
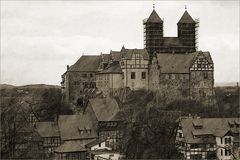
[
  {"left": 143, "top": 8, "right": 163, "bottom": 60},
  {"left": 177, "top": 10, "right": 197, "bottom": 53}
]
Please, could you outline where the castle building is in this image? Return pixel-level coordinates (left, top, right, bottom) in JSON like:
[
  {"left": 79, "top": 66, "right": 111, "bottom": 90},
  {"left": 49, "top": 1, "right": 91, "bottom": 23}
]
[
  {"left": 149, "top": 51, "right": 214, "bottom": 105},
  {"left": 61, "top": 56, "right": 101, "bottom": 103},
  {"left": 61, "top": 9, "right": 214, "bottom": 106}
]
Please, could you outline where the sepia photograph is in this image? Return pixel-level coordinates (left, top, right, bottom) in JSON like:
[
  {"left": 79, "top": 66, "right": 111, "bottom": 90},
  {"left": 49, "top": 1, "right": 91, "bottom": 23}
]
[{"left": 1, "top": 1, "right": 239, "bottom": 159}]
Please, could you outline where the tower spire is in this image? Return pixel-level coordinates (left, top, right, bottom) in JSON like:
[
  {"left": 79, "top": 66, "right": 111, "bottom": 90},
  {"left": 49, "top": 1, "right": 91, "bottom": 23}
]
[
  {"left": 153, "top": 3, "right": 155, "bottom": 10},
  {"left": 185, "top": 5, "right": 187, "bottom": 11}
]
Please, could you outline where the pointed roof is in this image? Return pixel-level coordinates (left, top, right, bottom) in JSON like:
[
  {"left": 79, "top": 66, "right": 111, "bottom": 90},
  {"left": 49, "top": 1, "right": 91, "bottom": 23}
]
[
  {"left": 146, "top": 10, "right": 163, "bottom": 23},
  {"left": 178, "top": 11, "right": 196, "bottom": 24},
  {"left": 88, "top": 98, "right": 120, "bottom": 121}
]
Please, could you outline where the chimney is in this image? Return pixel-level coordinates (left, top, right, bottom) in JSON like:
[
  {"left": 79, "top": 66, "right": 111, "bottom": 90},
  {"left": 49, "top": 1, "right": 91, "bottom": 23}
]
[{"left": 67, "top": 65, "right": 69, "bottom": 70}]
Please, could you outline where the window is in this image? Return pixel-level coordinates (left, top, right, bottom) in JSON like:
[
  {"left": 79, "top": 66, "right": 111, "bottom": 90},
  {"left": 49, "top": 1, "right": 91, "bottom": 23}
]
[
  {"left": 182, "top": 90, "right": 187, "bottom": 96},
  {"left": 83, "top": 73, "right": 87, "bottom": 78},
  {"left": 225, "top": 149, "right": 231, "bottom": 156},
  {"left": 122, "top": 73, "right": 124, "bottom": 79},
  {"left": 221, "top": 137, "right": 223, "bottom": 144},
  {"left": 179, "top": 133, "right": 183, "bottom": 138},
  {"left": 171, "top": 74, "right": 175, "bottom": 79},
  {"left": 89, "top": 74, "right": 93, "bottom": 78},
  {"left": 131, "top": 72, "right": 135, "bottom": 79},
  {"left": 180, "top": 74, "right": 183, "bottom": 80},
  {"left": 197, "top": 63, "right": 201, "bottom": 68},
  {"left": 199, "top": 89, "right": 205, "bottom": 97},
  {"left": 203, "top": 72, "right": 208, "bottom": 79},
  {"left": 225, "top": 137, "right": 231, "bottom": 144},
  {"left": 142, "top": 72, "right": 146, "bottom": 79},
  {"left": 74, "top": 81, "right": 80, "bottom": 85},
  {"left": 99, "top": 143, "right": 101, "bottom": 147},
  {"left": 121, "top": 61, "right": 124, "bottom": 66},
  {"left": 165, "top": 74, "right": 169, "bottom": 79},
  {"left": 87, "top": 130, "right": 91, "bottom": 134},
  {"left": 190, "top": 144, "right": 199, "bottom": 149},
  {"left": 221, "top": 149, "right": 223, "bottom": 156}
]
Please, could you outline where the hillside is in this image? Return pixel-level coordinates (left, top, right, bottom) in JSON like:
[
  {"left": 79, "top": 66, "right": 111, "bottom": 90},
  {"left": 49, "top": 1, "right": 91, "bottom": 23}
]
[
  {"left": 214, "top": 86, "right": 239, "bottom": 117},
  {"left": 1, "top": 84, "right": 238, "bottom": 120},
  {"left": 0, "top": 84, "right": 71, "bottom": 121}
]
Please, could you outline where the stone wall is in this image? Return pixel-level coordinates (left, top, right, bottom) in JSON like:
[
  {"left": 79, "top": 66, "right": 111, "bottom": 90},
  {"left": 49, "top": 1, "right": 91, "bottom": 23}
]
[
  {"left": 96, "top": 73, "right": 123, "bottom": 97},
  {"left": 190, "top": 70, "right": 214, "bottom": 106},
  {"left": 65, "top": 71, "right": 96, "bottom": 104},
  {"left": 148, "top": 61, "right": 160, "bottom": 91},
  {"left": 157, "top": 73, "right": 190, "bottom": 105},
  {"left": 123, "top": 68, "right": 148, "bottom": 90}
]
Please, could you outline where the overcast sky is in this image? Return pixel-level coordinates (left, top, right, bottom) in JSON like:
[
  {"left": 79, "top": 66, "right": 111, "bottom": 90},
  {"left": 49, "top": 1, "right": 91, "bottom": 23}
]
[{"left": 1, "top": 1, "right": 239, "bottom": 86}]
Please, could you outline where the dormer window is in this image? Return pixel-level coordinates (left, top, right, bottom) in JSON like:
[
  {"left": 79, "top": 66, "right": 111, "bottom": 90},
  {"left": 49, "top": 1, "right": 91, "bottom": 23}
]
[
  {"left": 194, "top": 125, "right": 202, "bottom": 129},
  {"left": 79, "top": 130, "right": 84, "bottom": 134},
  {"left": 87, "top": 129, "right": 91, "bottom": 134},
  {"left": 192, "top": 121, "right": 203, "bottom": 129}
]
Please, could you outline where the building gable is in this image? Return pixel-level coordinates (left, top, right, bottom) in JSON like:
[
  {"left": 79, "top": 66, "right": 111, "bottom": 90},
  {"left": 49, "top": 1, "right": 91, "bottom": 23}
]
[{"left": 190, "top": 52, "right": 214, "bottom": 71}]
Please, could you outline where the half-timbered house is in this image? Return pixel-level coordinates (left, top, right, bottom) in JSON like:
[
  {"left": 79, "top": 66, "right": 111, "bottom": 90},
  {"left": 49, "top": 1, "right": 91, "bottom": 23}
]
[
  {"left": 176, "top": 117, "right": 240, "bottom": 160},
  {"left": 54, "top": 114, "right": 98, "bottom": 160},
  {"left": 35, "top": 121, "right": 61, "bottom": 156},
  {"left": 85, "top": 98, "right": 124, "bottom": 150}
]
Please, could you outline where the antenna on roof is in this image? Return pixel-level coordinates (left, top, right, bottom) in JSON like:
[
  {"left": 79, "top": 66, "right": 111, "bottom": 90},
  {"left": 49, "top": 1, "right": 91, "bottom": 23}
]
[
  {"left": 153, "top": 3, "right": 155, "bottom": 10},
  {"left": 185, "top": 5, "right": 187, "bottom": 11}
]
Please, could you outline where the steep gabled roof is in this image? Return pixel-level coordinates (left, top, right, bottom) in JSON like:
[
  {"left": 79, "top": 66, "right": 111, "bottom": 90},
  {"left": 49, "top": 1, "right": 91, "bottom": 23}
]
[
  {"left": 180, "top": 118, "right": 240, "bottom": 144},
  {"left": 98, "top": 61, "right": 122, "bottom": 74},
  {"left": 101, "top": 54, "right": 111, "bottom": 63},
  {"left": 156, "top": 51, "right": 212, "bottom": 73},
  {"left": 178, "top": 11, "right": 196, "bottom": 24},
  {"left": 36, "top": 122, "right": 60, "bottom": 138},
  {"left": 85, "top": 138, "right": 107, "bottom": 148},
  {"left": 58, "top": 114, "right": 98, "bottom": 141},
  {"left": 69, "top": 55, "right": 101, "bottom": 72},
  {"left": 88, "top": 98, "right": 120, "bottom": 121},
  {"left": 110, "top": 51, "right": 122, "bottom": 61},
  {"left": 122, "top": 48, "right": 149, "bottom": 60},
  {"left": 54, "top": 140, "right": 87, "bottom": 153},
  {"left": 146, "top": 10, "right": 163, "bottom": 23}
]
